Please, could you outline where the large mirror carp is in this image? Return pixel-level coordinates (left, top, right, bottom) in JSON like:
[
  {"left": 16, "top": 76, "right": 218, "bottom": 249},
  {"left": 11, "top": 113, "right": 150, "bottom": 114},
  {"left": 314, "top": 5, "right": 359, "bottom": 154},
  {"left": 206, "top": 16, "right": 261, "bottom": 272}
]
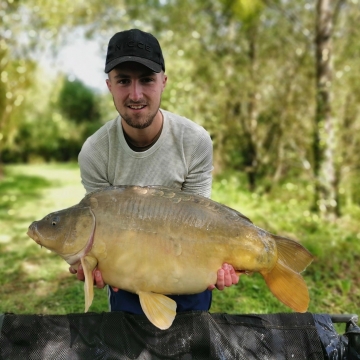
[{"left": 27, "top": 185, "right": 314, "bottom": 330}]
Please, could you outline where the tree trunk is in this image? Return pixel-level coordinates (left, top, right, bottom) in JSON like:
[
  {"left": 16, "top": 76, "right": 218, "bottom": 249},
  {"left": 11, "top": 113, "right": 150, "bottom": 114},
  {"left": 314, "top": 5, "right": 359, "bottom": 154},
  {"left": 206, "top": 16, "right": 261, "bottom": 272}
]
[
  {"left": 313, "top": 0, "right": 339, "bottom": 219},
  {"left": 243, "top": 25, "right": 259, "bottom": 191}
]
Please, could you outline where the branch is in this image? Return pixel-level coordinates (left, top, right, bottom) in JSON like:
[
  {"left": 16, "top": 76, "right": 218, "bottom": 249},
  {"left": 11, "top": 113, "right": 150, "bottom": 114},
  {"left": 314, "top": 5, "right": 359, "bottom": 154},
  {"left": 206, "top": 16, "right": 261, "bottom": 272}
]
[
  {"left": 261, "top": 0, "right": 313, "bottom": 41},
  {"left": 332, "top": 0, "right": 346, "bottom": 29}
]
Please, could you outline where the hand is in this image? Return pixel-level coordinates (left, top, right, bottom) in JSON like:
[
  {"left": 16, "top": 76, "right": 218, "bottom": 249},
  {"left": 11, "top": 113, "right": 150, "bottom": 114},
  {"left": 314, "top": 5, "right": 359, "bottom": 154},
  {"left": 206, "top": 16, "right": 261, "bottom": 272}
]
[
  {"left": 208, "top": 263, "right": 240, "bottom": 291},
  {"left": 69, "top": 265, "right": 119, "bottom": 292}
]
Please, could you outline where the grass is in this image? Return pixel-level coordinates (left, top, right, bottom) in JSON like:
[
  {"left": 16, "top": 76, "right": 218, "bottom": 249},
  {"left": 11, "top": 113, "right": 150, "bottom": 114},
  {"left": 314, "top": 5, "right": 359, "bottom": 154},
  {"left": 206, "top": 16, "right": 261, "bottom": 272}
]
[
  {"left": 0, "top": 163, "right": 109, "bottom": 314},
  {"left": 0, "top": 164, "right": 359, "bottom": 332}
]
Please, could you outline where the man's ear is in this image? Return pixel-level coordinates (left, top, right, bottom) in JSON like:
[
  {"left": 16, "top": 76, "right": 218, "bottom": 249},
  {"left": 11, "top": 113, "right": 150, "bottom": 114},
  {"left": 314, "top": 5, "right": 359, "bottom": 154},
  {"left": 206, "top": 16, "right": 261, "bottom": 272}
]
[
  {"left": 106, "top": 77, "right": 112, "bottom": 92},
  {"left": 162, "top": 74, "right": 168, "bottom": 91}
]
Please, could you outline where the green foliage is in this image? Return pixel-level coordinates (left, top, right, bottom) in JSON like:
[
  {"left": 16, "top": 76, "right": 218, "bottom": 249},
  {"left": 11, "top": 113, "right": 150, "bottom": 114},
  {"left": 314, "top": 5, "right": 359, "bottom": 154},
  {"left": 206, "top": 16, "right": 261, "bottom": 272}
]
[
  {"left": 0, "top": 57, "right": 37, "bottom": 159},
  {"left": 221, "top": 0, "right": 264, "bottom": 24},
  {"left": 2, "top": 73, "right": 104, "bottom": 163},
  {"left": 0, "top": 0, "right": 127, "bottom": 163},
  {"left": 1, "top": 0, "right": 360, "bottom": 211},
  {"left": 58, "top": 78, "right": 101, "bottom": 124}
]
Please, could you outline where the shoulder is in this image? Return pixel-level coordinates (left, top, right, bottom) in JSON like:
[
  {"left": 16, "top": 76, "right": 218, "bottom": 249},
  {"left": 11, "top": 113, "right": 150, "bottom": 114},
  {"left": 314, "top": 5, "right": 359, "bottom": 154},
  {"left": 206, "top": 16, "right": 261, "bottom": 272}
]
[
  {"left": 162, "top": 109, "right": 211, "bottom": 143},
  {"left": 79, "top": 116, "right": 120, "bottom": 164},
  {"left": 81, "top": 117, "right": 119, "bottom": 152}
]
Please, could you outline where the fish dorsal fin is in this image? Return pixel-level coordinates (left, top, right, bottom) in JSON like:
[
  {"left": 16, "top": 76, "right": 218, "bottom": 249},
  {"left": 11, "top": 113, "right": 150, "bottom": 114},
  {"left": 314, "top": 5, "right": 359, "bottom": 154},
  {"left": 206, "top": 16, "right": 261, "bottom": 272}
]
[
  {"left": 138, "top": 291, "right": 177, "bottom": 330},
  {"left": 80, "top": 255, "right": 97, "bottom": 312},
  {"left": 273, "top": 235, "right": 314, "bottom": 273}
]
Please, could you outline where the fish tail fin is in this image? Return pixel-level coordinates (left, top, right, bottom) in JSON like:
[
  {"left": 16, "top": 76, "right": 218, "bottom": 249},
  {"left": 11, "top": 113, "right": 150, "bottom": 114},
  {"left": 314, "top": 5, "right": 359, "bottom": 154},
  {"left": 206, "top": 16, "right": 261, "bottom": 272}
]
[
  {"left": 138, "top": 291, "right": 177, "bottom": 330},
  {"left": 262, "top": 235, "right": 314, "bottom": 313},
  {"left": 80, "top": 255, "right": 98, "bottom": 312}
]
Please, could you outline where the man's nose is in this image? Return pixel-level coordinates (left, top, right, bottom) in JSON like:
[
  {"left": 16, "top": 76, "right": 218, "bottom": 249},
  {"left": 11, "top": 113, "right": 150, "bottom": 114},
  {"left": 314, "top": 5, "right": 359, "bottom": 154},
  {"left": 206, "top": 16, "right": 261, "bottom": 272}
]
[{"left": 129, "top": 81, "right": 143, "bottom": 101}]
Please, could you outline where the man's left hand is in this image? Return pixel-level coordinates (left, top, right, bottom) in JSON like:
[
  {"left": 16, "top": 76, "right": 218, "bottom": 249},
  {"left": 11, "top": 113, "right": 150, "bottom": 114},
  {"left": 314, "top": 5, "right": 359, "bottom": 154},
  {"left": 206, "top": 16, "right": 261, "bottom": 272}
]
[{"left": 208, "top": 263, "right": 240, "bottom": 291}]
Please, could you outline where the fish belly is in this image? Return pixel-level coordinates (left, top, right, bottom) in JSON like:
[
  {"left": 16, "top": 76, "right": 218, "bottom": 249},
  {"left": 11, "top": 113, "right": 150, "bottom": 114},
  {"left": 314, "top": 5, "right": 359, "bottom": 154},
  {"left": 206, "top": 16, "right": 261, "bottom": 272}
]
[{"left": 95, "top": 225, "right": 277, "bottom": 296}]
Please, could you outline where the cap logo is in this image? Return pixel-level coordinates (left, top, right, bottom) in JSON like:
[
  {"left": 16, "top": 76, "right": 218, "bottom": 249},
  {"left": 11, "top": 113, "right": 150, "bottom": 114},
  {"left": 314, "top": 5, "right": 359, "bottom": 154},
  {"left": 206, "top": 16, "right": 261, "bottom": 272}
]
[{"left": 116, "top": 41, "right": 151, "bottom": 53}]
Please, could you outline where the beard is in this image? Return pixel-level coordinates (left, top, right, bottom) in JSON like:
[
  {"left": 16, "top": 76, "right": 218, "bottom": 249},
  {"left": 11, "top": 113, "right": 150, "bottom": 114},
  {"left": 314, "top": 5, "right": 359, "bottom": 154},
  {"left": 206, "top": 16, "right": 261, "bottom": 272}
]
[
  {"left": 114, "top": 97, "right": 160, "bottom": 130},
  {"left": 121, "top": 112, "right": 155, "bottom": 129}
]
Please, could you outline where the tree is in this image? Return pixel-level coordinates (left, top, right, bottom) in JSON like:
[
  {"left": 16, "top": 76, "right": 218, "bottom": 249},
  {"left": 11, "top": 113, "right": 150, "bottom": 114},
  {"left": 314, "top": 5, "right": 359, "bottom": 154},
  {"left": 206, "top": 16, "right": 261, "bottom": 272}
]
[
  {"left": 313, "top": 0, "right": 345, "bottom": 219},
  {"left": 0, "top": 0, "right": 127, "bottom": 171},
  {"left": 2, "top": 0, "right": 360, "bottom": 214},
  {"left": 179, "top": 0, "right": 316, "bottom": 191},
  {"left": 58, "top": 78, "right": 100, "bottom": 124}
]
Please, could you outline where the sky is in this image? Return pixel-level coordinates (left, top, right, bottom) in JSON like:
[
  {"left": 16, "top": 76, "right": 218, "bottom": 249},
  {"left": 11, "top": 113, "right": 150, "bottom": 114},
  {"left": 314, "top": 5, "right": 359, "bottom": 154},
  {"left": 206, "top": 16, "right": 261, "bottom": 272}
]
[{"left": 54, "top": 36, "right": 107, "bottom": 92}]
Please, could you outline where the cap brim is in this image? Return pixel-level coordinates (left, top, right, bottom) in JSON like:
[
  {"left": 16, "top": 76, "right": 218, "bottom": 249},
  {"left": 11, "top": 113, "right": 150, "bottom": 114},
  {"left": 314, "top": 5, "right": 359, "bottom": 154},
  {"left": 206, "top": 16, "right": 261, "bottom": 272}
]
[{"left": 105, "top": 56, "right": 162, "bottom": 73}]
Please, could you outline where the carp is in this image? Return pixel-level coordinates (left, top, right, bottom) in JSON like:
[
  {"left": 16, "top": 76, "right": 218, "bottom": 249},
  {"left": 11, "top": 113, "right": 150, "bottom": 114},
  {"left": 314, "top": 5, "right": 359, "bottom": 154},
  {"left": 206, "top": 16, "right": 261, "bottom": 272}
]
[{"left": 27, "top": 185, "right": 314, "bottom": 330}]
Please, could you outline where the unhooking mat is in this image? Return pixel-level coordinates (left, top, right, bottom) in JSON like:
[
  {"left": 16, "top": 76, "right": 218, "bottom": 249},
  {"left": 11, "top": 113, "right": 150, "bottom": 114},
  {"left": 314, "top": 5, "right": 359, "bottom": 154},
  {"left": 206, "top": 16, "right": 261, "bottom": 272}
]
[{"left": 0, "top": 311, "right": 359, "bottom": 359}]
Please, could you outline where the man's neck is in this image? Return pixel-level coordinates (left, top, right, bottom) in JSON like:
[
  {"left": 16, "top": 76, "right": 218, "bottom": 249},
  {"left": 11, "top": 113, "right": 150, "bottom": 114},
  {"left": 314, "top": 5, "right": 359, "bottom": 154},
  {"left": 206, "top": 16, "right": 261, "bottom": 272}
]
[{"left": 122, "top": 110, "right": 163, "bottom": 149}]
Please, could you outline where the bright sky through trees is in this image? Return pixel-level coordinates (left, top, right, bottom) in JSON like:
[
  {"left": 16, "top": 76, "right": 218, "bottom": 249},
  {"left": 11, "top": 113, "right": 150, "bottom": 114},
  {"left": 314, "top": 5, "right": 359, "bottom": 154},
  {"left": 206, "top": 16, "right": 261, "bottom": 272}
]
[{"left": 56, "top": 38, "right": 106, "bottom": 91}]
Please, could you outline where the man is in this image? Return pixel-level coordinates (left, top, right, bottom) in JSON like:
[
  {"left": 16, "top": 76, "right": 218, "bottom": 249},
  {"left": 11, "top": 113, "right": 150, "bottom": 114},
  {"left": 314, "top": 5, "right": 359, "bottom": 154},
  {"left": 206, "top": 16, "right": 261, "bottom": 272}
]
[{"left": 71, "top": 29, "right": 239, "bottom": 315}]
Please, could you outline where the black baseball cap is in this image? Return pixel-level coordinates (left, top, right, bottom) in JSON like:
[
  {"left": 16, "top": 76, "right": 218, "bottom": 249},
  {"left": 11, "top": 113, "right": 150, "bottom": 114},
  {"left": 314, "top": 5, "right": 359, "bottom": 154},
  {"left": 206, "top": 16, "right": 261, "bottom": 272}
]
[{"left": 104, "top": 29, "right": 165, "bottom": 74}]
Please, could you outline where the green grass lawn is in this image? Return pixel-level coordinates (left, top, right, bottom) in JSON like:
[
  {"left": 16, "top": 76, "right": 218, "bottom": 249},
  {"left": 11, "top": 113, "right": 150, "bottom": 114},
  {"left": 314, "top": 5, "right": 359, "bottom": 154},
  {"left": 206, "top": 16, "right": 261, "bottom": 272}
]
[
  {"left": 0, "top": 163, "right": 109, "bottom": 314},
  {"left": 0, "top": 164, "right": 359, "bottom": 328}
]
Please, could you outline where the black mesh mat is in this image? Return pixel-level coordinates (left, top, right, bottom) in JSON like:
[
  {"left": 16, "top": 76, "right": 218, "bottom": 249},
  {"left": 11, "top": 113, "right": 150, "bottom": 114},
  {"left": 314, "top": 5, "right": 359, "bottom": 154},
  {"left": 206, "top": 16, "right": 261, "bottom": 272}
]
[{"left": 0, "top": 311, "right": 355, "bottom": 359}]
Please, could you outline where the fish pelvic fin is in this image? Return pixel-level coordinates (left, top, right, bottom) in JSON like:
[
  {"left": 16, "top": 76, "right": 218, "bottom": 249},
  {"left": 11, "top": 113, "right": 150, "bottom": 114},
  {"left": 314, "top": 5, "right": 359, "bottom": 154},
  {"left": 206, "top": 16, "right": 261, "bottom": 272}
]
[
  {"left": 80, "top": 255, "right": 97, "bottom": 312},
  {"left": 138, "top": 291, "right": 177, "bottom": 330},
  {"left": 262, "top": 236, "right": 314, "bottom": 313}
]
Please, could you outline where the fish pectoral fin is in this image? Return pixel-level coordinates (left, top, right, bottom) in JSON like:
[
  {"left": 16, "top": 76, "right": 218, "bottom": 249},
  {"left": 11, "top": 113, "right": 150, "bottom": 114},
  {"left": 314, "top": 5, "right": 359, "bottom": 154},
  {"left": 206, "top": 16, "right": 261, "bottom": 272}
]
[
  {"left": 138, "top": 291, "right": 177, "bottom": 330},
  {"left": 262, "top": 260, "right": 310, "bottom": 313},
  {"left": 80, "top": 255, "right": 97, "bottom": 313}
]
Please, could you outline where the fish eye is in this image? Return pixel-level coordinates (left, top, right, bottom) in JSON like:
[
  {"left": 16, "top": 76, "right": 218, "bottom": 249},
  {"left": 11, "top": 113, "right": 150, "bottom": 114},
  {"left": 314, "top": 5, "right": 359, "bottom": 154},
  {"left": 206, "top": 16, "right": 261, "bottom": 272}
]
[{"left": 51, "top": 216, "right": 60, "bottom": 226}]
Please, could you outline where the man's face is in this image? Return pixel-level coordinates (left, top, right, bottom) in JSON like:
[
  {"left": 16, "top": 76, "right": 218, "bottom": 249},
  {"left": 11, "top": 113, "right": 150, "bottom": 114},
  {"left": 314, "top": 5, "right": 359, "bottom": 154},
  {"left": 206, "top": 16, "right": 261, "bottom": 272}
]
[{"left": 106, "top": 62, "right": 167, "bottom": 129}]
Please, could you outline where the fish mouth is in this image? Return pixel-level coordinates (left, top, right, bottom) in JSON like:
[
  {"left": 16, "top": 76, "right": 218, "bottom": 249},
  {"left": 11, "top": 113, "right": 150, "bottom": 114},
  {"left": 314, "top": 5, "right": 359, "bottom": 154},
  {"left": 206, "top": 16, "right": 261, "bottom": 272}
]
[{"left": 27, "top": 222, "right": 41, "bottom": 245}]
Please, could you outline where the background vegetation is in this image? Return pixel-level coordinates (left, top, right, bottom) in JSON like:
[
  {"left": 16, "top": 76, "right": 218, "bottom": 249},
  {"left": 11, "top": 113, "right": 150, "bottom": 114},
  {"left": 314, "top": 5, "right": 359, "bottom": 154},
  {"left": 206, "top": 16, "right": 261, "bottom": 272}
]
[{"left": 0, "top": 0, "right": 359, "bottom": 329}]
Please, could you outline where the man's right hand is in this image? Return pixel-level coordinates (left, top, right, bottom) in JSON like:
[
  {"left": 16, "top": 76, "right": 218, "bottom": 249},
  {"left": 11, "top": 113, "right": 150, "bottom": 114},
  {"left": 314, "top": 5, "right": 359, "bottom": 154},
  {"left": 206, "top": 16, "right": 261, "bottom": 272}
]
[{"left": 69, "top": 265, "right": 119, "bottom": 292}]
